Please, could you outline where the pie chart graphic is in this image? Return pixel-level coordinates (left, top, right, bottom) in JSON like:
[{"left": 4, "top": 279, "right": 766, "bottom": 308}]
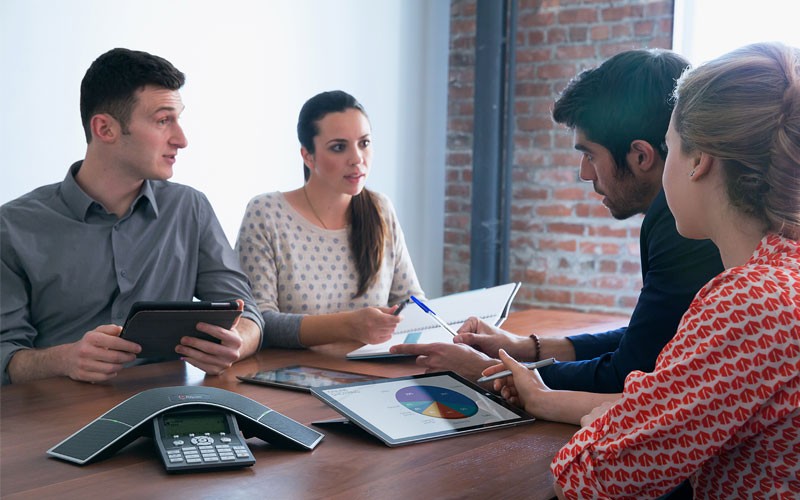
[{"left": 395, "top": 386, "right": 478, "bottom": 419}]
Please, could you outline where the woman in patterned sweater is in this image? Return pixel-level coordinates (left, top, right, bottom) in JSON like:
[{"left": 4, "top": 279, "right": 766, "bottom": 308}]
[
  {"left": 236, "top": 91, "right": 423, "bottom": 348},
  {"left": 485, "top": 42, "right": 800, "bottom": 498}
]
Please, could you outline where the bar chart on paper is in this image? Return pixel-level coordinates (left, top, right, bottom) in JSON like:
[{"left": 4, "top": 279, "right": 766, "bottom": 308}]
[{"left": 396, "top": 386, "right": 479, "bottom": 419}]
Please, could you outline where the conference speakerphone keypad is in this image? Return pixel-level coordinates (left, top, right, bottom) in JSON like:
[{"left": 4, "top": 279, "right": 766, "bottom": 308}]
[
  {"left": 153, "top": 410, "right": 256, "bottom": 472},
  {"left": 164, "top": 432, "right": 253, "bottom": 467}
]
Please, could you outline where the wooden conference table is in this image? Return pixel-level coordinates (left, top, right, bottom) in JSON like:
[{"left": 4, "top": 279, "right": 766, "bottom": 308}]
[{"left": 0, "top": 308, "right": 628, "bottom": 500}]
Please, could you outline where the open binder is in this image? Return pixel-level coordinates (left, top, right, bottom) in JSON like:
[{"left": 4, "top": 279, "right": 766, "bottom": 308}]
[{"left": 346, "top": 282, "right": 521, "bottom": 359}]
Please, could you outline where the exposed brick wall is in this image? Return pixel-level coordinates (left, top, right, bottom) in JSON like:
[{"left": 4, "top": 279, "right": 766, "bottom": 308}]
[{"left": 444, "top": 0, "right": 674, "bottom": 315}]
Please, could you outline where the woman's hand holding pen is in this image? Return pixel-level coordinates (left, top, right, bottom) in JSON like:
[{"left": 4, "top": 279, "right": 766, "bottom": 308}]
[
  {"left": 482, "top": 349, "right": 552, "bottom": 414},
  {"left": 485, "top": 349, "right": 621, "bottom": 425},
  {"left": 345, "top": 307, "right": 402, "bottom": 344}
]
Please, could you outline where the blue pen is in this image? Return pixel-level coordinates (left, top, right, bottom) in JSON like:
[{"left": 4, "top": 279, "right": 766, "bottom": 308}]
[{"left": 409, "top": 295, "right": 459, "bottom": 337}]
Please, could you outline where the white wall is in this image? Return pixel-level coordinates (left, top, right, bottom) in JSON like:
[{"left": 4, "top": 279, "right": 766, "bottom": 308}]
[{"left": 0, "top": 0, "right": 448, "bottom": 296}]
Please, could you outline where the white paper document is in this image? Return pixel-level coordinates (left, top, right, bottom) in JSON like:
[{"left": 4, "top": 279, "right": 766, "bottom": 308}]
[{"left": 346, "top": 282, "right": 521, "bottom": 359}]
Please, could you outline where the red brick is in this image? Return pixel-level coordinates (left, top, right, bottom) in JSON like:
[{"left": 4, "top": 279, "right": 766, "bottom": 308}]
[
  {"left": 591, "top": 24, "right": 610, "bottom": 41},
  {"left": 599, "top": 42, "right": 640, "bottom": 58},
  {"left": 650, "top": 36, "right": 673, "bottom": 50},
  {"left": 589, "top": 225, "right": 628, "bottom": 238},
  {"left": 446, "top": 152, "right": 471, "bottom": 166},
  {"left": 515, "top": 82, "right": 553, "bottom": 97},
  {"left": 527, "top": 29, "right": 546, "bottom": 45},
  {"left": 634, "top": 20, "right": 654, "bottom": 36},
  {"left": 443, "top": 231, "right": 467, "bottom": 245},
  {"left": 449, "top": 19, "right": 476, "bottom": 35},
  {"left": 599, "top": 260, "right": 618, "bottom": 273},
  {"left": 517, "top": 186, "right": 548, "bottom": 200},
  {"left": 513, "top": 101, "right": 531, "bottom": 116},
  {"left": 548, "top": 275, "right": 579, "bottom": 287},
  {"left": 569, "top": 27, "right": 589, "bottom": 42},
  {"left": 516, "top": 48, "right": 552, "bottom": 64},
  {"left": 657, "top": 18, "right": 673, "bottom": 36},
  {"left": 644, "top": 1, "right": 672, "bottom": 17},
  {"left": 537, "top": 168, "right": 578, "bottom": 184},
  {"left": 534, "top": 132, "right": 554, "bottom": 148},
  {"left": 546, "top": 27, "right": 568, "bottom": 44},
  {"left": 445, "top": 213, "right": 469, "bottom": 229},
  {"left": 531, "top": 98, "right": 555, "bottom": 114},
  {"left": 612, "top": 23, "right": 632, "bottom": 38},
  {"left": 524, "top": 269, "right": 547, "bottom": 285},
  {"left": 450, "top": 0, "right": 475, "bottom": 17},
  {"left": 540, "top": 238, "right": 578, "bottom": 252},
  {"left": 515, "top": 135, "right": 535, "bottom": 150},
  {"left": 592, "top": 276, "right": 628, "bottom": 290},
  {"left": 536, "top": 204, "right": 573, "bottom": 217},
  {"left": 551, "top": 151, "right": 581, "bottom": 167},
  {"left": 442, "top": 0, "right": 675, "bottom": 316},
  {"left": 455, "top": 101, "right": 474, "bottom": 116},
  {"left": 517, "top": 115, "right": 554, "bottom": 132},
  {"left": 535, "top": 288, "right": 572, "bottom": 304},
  {"left": 537, "top": 63, "right": 577, "bottom": 80},
  {"left": 555, "top": 45, "right": 596, "bottom": 60},
  {"left": 451, "top": 36, "right": 474, "bottom": 51},
  {"left": 448, "top": 117, "right": 473, "bottom": 133},
  {"left": 520, "top": 10, "right": 554, "bottom": 26},
  {"left": 622, "top": 260, "right": 641, "bottom": 274},
  {"left": 580, "top": 241, "right": 621, "bottom": 255},
  {"left": 547, "top": 222, "right": 585, "bottom": 236},
  {"left": 558, "top": 8, "right": 599, "bottom": 24},
  {"left": 445, "top": 184, "right": 470, "bottom": 197},
  {"left": 554, "top": 187, "right": 586, "bottom": 201},
  {"left": 601, "top": 5, "right": 631, "bottom": 22},
  {"left": 554, "top": 133, "right": 575, "bottom": 149},
  {"left": 575, "top": 292, "right": 615, "bottom": 307}
]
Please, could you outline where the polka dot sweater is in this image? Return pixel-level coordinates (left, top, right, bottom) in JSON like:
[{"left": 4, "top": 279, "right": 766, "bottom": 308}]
[{"left": 236, "top": 191, "right": 423, "bottom": 348}]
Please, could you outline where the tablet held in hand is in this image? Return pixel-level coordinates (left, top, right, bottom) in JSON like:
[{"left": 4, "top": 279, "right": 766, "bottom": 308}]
[{"left": 120, "top": 301, "right": 242, "bottom": 360}]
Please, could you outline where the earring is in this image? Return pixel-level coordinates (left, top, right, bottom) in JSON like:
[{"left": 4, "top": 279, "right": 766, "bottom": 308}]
[{"left": 689, "top": 170, "right": 695, "bottom": 177}]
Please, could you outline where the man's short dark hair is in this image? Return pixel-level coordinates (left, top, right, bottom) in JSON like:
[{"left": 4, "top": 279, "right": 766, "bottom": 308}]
[
  {"left": 552, "top": 49, "right": 690, "bottom": 172},
  {"left": 79, "top": 48, "right": 185, "bottom": 143}
]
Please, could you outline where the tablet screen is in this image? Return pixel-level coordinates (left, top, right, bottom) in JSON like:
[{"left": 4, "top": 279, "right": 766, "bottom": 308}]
[
  {"left": 311, "top": 372, "right": 535, "bottom": 446},
  {"left": 237, "top": 365, "right": 383, "bottom": 392}
]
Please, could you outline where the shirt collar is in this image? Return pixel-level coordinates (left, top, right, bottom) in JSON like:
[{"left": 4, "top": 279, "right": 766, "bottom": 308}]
[{"left": 60, "top": 160, "right": 159, "bottom": 221}]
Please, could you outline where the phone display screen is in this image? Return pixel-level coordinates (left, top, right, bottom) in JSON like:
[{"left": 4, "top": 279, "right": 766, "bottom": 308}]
[{"left": 162, "top": 411, "right": 229, "bottom": 436}]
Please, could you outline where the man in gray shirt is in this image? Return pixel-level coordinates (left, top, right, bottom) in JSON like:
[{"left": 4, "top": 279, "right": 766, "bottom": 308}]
[{"left": 0, "top": 48, "right": 264, "bottom": 385}]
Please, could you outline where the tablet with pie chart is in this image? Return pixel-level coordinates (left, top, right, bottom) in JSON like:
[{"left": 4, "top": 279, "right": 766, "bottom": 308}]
[{"left": 310, "top": 372, "right": 535, "bottom": 446}]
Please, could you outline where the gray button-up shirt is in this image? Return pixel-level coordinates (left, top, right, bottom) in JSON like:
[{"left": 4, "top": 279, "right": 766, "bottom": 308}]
[{"left": 1, "top": 162, "right": 264, "bottom": 384}]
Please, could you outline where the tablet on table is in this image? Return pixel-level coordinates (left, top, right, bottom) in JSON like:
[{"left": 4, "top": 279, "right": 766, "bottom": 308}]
[
  {"left": 237, "top": 365, "right": 383, "bottom": 393},
  {"left": 311, "top": 371, "right": 535, "bottom": 446}
]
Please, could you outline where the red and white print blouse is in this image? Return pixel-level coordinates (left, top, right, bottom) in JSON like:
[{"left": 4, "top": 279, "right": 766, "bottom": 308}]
[{"left": 552, "top": 234, "right": 800, "bottom": 499}]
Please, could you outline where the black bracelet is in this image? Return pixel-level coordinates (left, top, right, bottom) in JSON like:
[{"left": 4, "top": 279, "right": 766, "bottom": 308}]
[{"left": 529, "top": 333, "right": 541, "bottom": 362}]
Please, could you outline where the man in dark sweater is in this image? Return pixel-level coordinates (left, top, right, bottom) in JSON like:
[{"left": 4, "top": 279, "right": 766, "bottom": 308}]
[{"left": 391, "top": 49, "right": 723, "bottom": 394}]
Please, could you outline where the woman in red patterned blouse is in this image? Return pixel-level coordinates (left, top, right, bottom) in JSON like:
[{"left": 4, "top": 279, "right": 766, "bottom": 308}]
[{"left": 484, "top": 42, "right": 800, "bottom": 499}]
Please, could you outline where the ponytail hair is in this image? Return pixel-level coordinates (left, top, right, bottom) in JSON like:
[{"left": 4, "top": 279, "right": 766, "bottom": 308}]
[
  {"left": 673, "top": 42, "right": 800, "bottom": 239},
  {"left": 297, "top": 90, "right": 386, "bottom": 296}
]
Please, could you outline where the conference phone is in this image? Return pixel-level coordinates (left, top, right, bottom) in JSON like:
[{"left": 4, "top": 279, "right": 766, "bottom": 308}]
[
  {"left": 153, "top": 407, "right": 255, "bottom": 472},
  {"left": 48, "top": 386, "right": 324, "bottom": 473}
]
